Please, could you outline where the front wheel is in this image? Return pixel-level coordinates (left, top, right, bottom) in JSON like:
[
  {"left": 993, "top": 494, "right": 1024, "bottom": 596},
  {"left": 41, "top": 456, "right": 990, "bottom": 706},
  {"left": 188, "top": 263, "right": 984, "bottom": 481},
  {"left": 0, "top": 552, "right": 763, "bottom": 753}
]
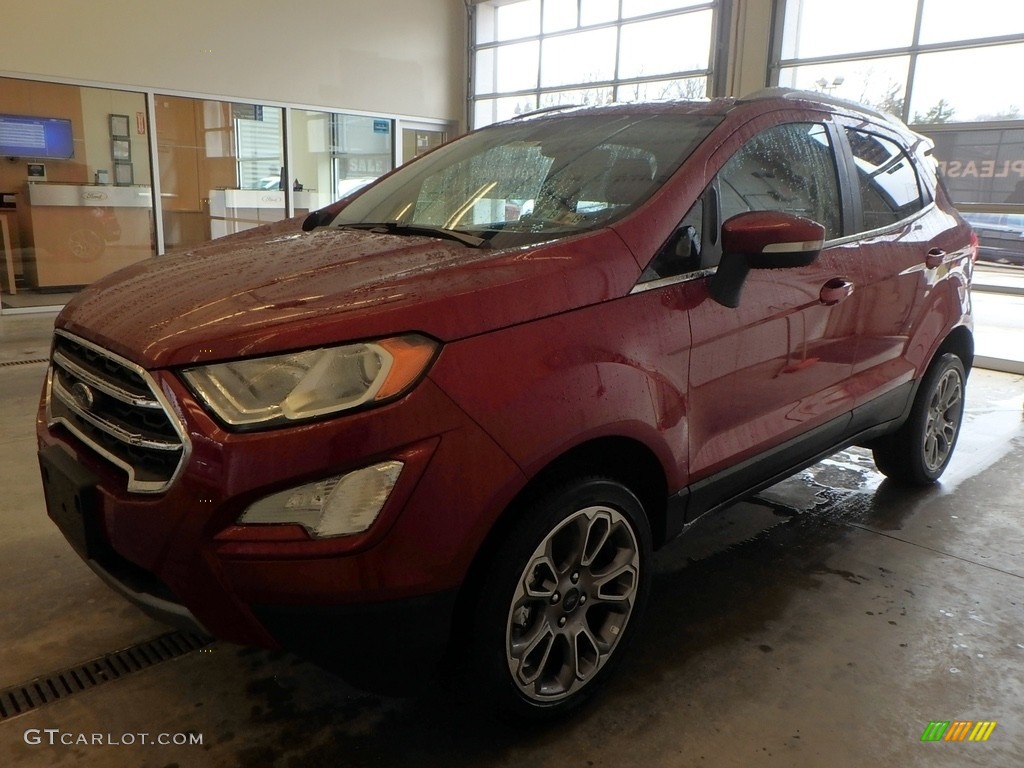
[
  {"left": 872, "top": 353, "right": 967, "bottom": 485},
  {"left": 467, "top": 478, "right": 652, "bottom": 720}
]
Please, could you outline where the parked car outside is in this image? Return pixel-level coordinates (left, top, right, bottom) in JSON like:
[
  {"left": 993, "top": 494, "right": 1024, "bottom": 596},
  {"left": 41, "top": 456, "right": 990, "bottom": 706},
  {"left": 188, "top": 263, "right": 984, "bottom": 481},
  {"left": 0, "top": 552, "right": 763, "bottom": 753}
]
[
  {"left": 37, "top": 88, "right": 975, "bottom": 719},
  {"left": 960, "top": 211, "right": 1024, "bottom": 266}
]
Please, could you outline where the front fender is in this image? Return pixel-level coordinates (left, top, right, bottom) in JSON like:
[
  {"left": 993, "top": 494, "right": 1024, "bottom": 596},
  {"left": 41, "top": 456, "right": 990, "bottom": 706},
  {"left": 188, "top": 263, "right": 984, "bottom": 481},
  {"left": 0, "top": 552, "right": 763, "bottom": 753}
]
[{"left": 429, "top": 288, "right": 692, "bottom": 495}]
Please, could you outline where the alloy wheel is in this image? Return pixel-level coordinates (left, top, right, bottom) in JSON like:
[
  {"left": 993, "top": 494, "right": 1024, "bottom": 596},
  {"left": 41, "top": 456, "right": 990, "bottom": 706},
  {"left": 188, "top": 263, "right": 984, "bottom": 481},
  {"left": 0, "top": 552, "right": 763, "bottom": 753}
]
[
  {"left": 505, "top": 505, "right": 641, "bottom": 703},
  {"left": 923, "top": 367, "right": 963, "bottom": 472}
]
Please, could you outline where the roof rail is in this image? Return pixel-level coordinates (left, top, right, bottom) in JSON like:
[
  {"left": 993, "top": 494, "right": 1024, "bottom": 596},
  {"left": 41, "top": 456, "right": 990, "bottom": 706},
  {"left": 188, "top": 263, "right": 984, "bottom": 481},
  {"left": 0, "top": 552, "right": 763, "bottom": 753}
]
[
  {"left": 510, "top": 103, "right": 583, "bottom": 120},
  {"left": 736, "top": 87, "right": 899, "bottom": 124}
]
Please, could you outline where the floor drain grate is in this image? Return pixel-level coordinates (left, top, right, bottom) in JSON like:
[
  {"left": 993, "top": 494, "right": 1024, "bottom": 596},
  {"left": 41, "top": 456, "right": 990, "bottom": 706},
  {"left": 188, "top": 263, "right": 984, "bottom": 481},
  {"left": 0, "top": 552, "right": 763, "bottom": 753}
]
[
  {"left": 0, "top": 630, "right": 212, "bottom": 720},
  {"left": 0, "top": 358, "right": 48, "bottom": 367}
]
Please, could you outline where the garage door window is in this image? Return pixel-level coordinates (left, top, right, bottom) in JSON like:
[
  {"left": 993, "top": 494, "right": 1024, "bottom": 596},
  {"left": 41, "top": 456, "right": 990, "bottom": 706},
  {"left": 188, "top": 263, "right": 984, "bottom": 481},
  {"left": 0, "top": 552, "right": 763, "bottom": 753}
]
[{"left": 471, "top": 0, "right": 720, "bottom": 127}]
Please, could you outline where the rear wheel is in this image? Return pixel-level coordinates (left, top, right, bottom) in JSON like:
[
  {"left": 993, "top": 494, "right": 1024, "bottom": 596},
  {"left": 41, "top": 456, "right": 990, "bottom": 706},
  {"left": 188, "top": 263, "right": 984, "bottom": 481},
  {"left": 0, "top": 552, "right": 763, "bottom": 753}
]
[
  {"left": 873, "top": 353, "right": 966, "bottom": 485},
  {"left": 467, "top": 478, "right": 652, "bottom": 720}
]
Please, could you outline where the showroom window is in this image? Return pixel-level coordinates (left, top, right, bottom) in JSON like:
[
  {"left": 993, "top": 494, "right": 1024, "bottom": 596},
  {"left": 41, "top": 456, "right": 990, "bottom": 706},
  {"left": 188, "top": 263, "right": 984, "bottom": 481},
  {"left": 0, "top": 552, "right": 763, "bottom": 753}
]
[
  {"left": 0, "top": 77, "right": 156, "bottom": 311},
  {"left": 773, "top": 0, "right": 1024, "bottom": 264},
  {"left": 155, "top": 99, "right": 399, "bottom": 252},
  {"left": 774, "top": 0, "right": 1024, "bottom": 124},
  {"left": 235, "top": 105, "right": 284, "bottom": 191},
  {"left": 0, "top": 74, "right": 449, "bottom": 314},
  {"left": 470, "top": 0, "right": 721, "bottom": 127},
  {"left": 154, "top": 96, "right": 286, "bottom": 250},
  {"left": 290, "top": 111, "right": 395, "bottom": 220}
]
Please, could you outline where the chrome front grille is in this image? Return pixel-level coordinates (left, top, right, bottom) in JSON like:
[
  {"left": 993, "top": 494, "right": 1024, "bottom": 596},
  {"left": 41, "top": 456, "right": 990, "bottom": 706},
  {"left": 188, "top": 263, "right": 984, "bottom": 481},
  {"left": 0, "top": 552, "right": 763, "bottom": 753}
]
[{"left": 46, "top": 330, "right": 190, "bottom": 493}]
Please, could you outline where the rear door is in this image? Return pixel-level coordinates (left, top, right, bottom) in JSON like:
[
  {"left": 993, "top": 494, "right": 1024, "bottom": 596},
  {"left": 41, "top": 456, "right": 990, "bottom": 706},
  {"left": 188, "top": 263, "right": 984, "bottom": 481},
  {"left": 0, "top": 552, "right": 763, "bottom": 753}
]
[{"left": 830, "top": 118, "right": 960, "bottom": 414}]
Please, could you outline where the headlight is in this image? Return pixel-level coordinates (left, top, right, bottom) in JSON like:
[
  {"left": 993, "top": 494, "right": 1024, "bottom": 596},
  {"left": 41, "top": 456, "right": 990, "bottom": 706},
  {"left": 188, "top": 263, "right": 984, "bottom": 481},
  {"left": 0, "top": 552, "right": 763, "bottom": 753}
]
[{"left": 181, "top": 334, "right": 437, "bottom": 428}]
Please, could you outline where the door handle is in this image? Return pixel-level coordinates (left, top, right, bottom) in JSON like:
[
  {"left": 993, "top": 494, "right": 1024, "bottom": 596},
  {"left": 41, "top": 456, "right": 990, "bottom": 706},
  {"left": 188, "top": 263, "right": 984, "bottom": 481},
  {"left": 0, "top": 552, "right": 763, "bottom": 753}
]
[
  {"left": 925, "top": 248, "right": 946, "bottom": 268},
  {"left": 819, "top": 278, "right": 854, "bottom": 305}
]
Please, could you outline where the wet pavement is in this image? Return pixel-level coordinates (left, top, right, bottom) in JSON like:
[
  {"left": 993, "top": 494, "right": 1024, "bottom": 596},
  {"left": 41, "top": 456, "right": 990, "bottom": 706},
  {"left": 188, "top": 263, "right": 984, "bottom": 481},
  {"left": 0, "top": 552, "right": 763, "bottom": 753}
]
[{"left": 1, "top": 311, "right": 1023, "bottom": 767}]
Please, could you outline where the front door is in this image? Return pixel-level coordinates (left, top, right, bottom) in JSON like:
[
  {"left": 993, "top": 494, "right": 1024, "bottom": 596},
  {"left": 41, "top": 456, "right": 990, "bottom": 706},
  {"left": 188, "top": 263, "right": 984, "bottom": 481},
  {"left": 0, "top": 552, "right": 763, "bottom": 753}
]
[{"left": 684, "top": 119, "right": 860, "bottom": 516}]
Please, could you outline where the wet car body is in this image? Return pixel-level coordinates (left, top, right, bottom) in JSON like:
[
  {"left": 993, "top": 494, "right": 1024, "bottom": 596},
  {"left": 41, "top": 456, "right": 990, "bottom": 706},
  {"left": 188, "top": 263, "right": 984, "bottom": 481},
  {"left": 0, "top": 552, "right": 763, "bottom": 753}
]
[{"left": 37, "top": 89, "right": 974, "bottom": 716}]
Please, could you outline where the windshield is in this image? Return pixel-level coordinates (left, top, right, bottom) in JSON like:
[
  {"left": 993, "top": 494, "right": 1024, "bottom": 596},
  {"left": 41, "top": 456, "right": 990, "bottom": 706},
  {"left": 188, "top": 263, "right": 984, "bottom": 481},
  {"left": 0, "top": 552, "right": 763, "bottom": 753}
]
[{"left": 329, "top": 111, "right": 721, "bottom": 248}]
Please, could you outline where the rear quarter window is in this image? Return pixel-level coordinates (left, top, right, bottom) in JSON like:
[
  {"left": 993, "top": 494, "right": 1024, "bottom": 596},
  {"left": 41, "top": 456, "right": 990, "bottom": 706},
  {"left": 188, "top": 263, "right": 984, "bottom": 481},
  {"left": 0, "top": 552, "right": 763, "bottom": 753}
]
[{"left": 845, "top": 128, "right": 925, "bottom": 231}]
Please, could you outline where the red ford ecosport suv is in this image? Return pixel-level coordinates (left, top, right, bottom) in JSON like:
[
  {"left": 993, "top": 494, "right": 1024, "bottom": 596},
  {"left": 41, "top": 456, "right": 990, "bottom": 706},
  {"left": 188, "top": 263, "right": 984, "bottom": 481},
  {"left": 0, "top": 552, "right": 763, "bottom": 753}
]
[{"left": 38, "top": 89, "right": 974, "bottom": 719}]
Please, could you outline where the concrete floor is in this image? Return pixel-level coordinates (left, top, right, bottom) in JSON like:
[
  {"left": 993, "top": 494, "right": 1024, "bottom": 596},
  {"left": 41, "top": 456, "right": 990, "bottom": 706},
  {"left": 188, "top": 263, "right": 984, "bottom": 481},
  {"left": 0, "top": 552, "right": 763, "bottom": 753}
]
[{"left": 1, "top": 310, "right": 1023, "bottom": 767}]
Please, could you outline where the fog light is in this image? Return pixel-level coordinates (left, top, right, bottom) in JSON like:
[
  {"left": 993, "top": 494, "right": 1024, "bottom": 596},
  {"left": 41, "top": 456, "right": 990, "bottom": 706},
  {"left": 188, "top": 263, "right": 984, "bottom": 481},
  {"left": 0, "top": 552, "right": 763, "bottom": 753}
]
[{"left": 239, "top": 461, "right": 403, "bottom": 538}]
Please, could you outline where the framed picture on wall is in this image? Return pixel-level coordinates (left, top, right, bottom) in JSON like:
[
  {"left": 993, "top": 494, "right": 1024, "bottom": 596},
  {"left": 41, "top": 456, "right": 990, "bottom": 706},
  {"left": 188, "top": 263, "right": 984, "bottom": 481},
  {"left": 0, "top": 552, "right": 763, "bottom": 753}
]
[
  {"left": 109, "top": 113, "right": 130, "bottom": 137},
  {"left": 27, "top": 163, "right": 47, "bottom": 182},
  {"left": 111, "top": 137, "right": 131, "bottom": 161},
  {"left": 114, "top": 161, "right": 133, "bottom": 186}
]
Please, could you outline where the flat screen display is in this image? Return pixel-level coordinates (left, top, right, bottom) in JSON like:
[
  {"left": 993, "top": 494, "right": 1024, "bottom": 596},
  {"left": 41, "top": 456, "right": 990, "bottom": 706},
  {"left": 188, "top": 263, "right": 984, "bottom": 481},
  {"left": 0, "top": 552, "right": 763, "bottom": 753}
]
[{"left": 0, "top": 114, "right": 75, "bottom": 159}]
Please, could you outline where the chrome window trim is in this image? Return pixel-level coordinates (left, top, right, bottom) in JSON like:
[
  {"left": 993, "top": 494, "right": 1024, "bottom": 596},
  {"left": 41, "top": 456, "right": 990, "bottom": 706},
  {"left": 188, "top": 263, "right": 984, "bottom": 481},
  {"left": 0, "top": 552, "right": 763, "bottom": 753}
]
[
  {"left": 833, "top": 200, "right": 936, "bottom": 245},
  {"left": 631, "top": 200, "right": 937, "bottom": 296},
  {"left": 630, "top": 267, "right": 717, "bottom": 294}
]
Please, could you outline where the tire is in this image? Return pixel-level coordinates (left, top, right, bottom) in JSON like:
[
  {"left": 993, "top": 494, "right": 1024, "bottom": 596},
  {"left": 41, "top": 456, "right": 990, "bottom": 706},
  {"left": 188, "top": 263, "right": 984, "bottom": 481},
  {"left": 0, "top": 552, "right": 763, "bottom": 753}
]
[
  {"left": 467, "top": 477, "right": 653, "bottom": 720},
  {"left": 872, "top": 353, "right": 966, "bottom": 485}
]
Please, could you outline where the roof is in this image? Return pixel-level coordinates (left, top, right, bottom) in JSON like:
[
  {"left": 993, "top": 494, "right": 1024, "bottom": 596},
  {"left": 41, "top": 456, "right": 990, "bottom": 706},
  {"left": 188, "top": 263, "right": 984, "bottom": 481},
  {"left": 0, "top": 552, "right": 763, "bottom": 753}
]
[
  {"left": 510, "top": 87, "right": 900, "bottom": 120},
  {"left": 497, "top": 87, "right": 915, "bottom": 139}
]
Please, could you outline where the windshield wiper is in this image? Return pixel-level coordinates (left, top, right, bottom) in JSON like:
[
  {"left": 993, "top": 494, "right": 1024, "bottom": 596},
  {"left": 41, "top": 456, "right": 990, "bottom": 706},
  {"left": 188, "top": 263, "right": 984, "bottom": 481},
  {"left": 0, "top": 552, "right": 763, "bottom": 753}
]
[{"left": 338, "top": 222, "right": 489, "bottom": 249}]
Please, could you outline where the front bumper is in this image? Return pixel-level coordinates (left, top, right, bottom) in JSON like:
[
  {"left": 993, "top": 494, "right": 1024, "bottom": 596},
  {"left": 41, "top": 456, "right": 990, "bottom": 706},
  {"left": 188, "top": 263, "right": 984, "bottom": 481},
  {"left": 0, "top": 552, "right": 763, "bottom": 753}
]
[{"left": 37, "top": 359, "right": 524, "bottom": 688}]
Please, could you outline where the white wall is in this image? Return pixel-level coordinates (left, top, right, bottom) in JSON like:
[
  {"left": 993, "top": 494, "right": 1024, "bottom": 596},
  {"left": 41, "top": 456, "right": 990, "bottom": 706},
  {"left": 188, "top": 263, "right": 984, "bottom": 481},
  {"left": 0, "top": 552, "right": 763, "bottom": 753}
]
[
  {"left": 724, "top": 0, "right": 775, "bottom": 98},
  {"left": 0, "top": 0, "right": 467, "bottom": 126},
  {"left": 79, "top": 88, "right": 151, "bottom": 185}
]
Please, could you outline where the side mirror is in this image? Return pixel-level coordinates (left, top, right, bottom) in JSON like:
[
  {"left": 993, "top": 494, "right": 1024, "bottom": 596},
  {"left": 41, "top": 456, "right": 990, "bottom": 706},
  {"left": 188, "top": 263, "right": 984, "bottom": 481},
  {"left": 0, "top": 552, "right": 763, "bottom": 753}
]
[
  {"left": 302, "top": 209, "right": 330, "bottom": 232},
  {"left": 708, "top": 211, "right": 825, "bottom": 308},
  {"left": 301, "top": 198, "right": 351, "bottom": 232}
]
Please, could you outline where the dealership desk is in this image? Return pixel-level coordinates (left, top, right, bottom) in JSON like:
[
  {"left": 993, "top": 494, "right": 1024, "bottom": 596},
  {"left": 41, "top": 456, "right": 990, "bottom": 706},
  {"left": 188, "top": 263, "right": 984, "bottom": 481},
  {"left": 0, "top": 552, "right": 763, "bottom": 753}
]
[
  {"left": 209, "top": 189, "right": 329, "bottom": 237},
  {"left": 25, "top": 183, "right": 154, "bottom": 289}
]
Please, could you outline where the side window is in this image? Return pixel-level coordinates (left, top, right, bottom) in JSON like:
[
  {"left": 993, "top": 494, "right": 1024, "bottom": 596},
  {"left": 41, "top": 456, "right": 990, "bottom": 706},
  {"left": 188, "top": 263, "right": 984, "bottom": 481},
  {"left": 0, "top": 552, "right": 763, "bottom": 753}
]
[
  {"left": 638, "top": 122, "right": 839, "bottom": 284},
  {"left": 844, "top": 128, "right": 925, "bottom": 231},
  {"left": 718, "top": 123, "right": 841, "bottom": 237},
  {"left": 640, "top": 198, "right": 703, "bottom": 281}
]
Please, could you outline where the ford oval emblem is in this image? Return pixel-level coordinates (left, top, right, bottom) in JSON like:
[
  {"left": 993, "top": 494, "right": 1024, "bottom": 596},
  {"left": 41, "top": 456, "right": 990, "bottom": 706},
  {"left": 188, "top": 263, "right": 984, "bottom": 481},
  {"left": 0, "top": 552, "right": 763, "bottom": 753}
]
[{"left": 71, "top": 381, "right": 96, "bottom": 411}]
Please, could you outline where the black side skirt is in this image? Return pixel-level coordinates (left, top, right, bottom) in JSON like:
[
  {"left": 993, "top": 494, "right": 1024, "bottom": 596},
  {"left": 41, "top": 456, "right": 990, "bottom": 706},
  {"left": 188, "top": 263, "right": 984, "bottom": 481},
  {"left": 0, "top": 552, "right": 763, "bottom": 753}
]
[{"left": 664, "top": 380, "right": 916, "bottom": 541}]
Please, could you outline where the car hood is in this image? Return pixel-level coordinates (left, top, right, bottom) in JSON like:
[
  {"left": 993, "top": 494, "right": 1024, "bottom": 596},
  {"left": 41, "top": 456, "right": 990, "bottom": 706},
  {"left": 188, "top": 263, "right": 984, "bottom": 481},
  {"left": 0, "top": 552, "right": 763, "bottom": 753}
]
[{"left": 57, "top": 219, "right": 640, "bottom": 368}]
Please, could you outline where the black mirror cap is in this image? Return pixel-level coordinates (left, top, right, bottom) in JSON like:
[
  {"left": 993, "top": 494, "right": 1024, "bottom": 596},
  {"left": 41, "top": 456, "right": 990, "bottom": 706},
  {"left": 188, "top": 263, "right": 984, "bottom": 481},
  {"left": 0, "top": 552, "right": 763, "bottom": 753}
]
[
  {"left": 721, "top": 210, "right": 825, "bottom": 269},
  {"left": 302, "top": 209, "right": 328, "bottom": 232},
  {"left": 707, "top": 251, "right": 750, "bottom": 308}
]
